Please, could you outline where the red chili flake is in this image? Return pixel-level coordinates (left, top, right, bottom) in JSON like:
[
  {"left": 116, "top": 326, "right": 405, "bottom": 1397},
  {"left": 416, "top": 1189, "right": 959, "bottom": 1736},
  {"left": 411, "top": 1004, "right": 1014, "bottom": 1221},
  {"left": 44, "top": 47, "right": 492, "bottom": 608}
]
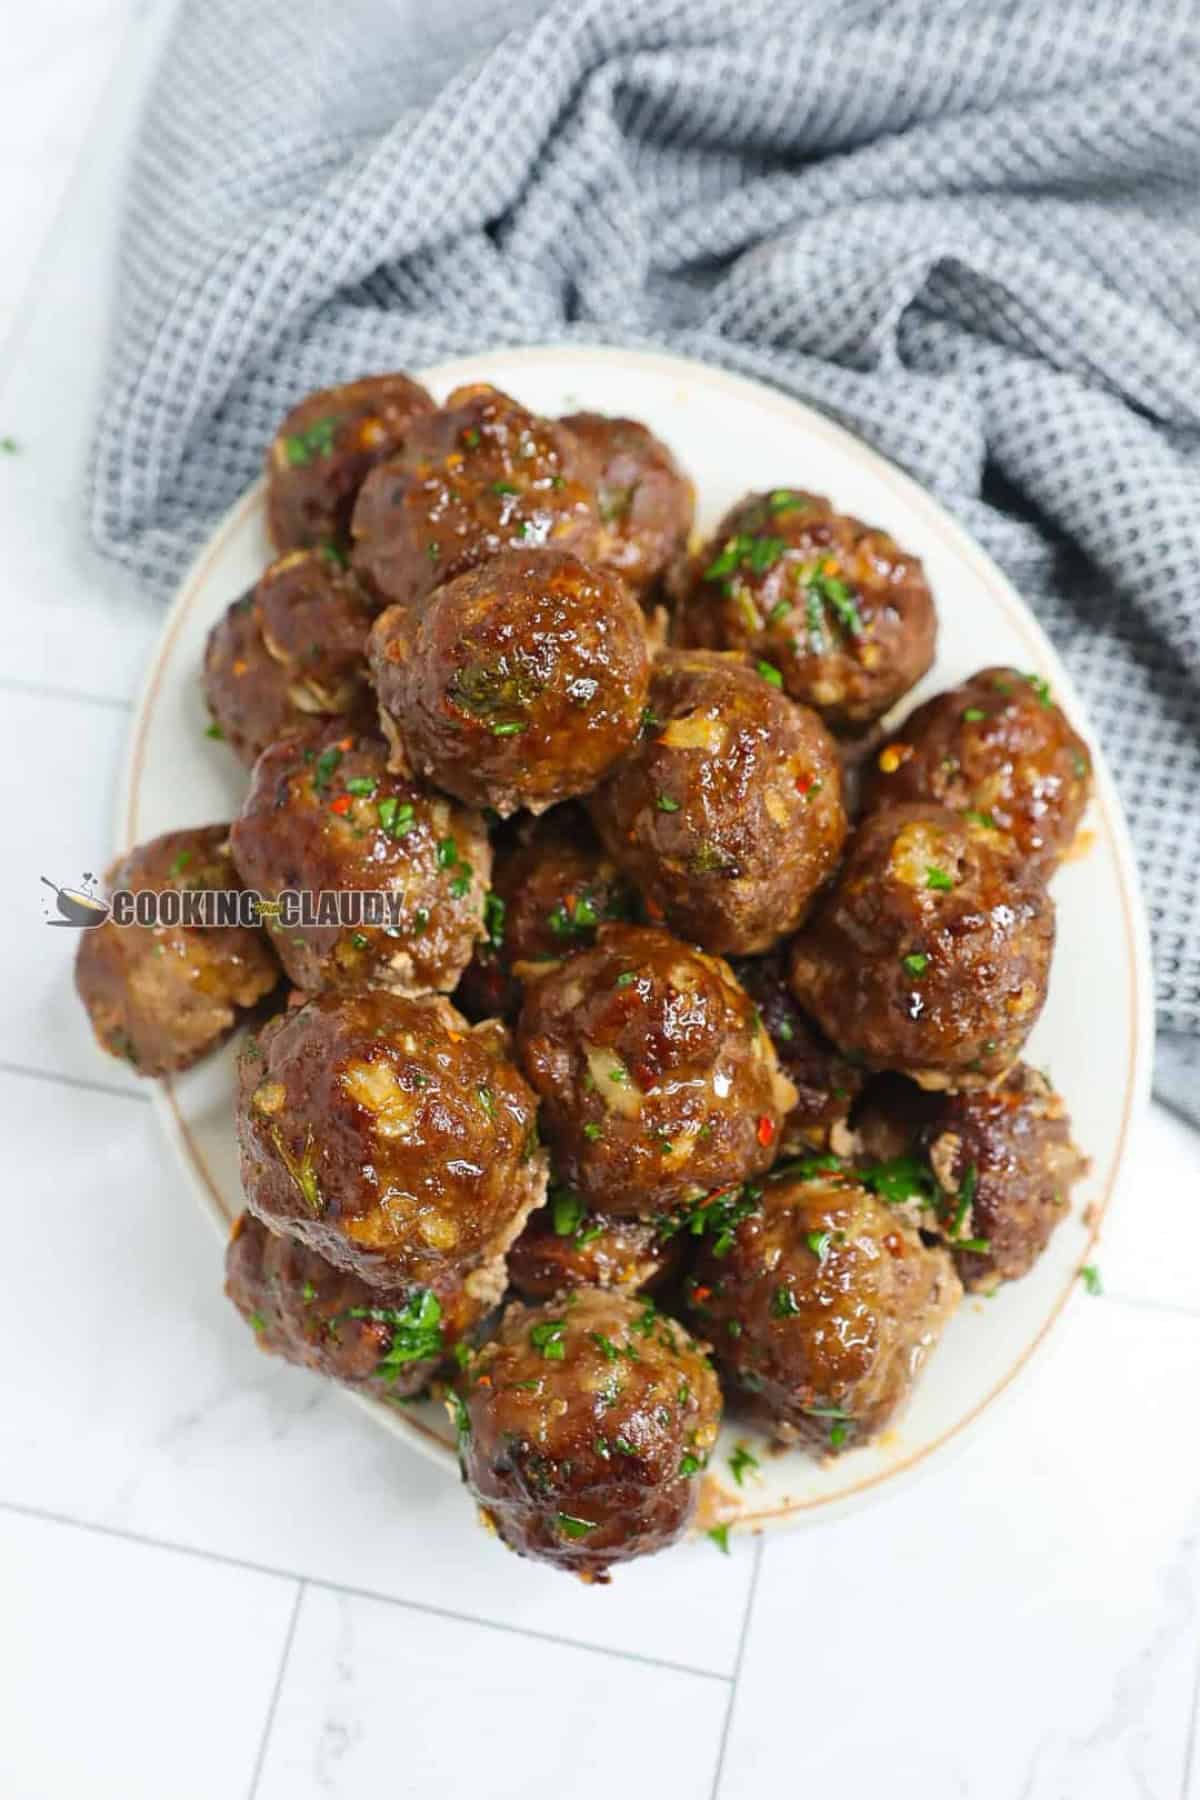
[
  {"left": 795, "top": 773, "right": 814, "bottom": 797},
  {"left": 329, "top": 793, "right": 352, "bottom": 815},
  {"left": 757, "top": 1115, "right": 775, "bottom": 1148},
  {"left": 691, "top": 1285, "right": 713, "bottom": 1303}
]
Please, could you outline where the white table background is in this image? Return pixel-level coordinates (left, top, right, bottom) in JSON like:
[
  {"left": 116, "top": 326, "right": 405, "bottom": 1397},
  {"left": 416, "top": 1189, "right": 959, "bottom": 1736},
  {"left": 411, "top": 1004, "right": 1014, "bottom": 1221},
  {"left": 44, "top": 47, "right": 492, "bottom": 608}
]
[{"left": 2, "top": 5, "right": 1199, "bottom": 1797}]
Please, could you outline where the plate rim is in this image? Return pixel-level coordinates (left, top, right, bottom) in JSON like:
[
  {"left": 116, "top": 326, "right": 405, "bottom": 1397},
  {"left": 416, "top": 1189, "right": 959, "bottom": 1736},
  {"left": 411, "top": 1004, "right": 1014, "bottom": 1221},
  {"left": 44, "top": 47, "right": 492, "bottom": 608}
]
[{"left": 119, "top": 341, "right": 1155, "bottom": 1523}]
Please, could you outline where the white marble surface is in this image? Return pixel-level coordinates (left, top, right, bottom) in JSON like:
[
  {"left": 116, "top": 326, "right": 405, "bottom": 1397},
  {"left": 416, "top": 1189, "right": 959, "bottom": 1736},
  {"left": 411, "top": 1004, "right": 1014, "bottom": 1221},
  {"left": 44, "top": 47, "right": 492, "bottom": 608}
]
[{"left": 1, "top": 6, "right": 1198, "bottom": 1796}]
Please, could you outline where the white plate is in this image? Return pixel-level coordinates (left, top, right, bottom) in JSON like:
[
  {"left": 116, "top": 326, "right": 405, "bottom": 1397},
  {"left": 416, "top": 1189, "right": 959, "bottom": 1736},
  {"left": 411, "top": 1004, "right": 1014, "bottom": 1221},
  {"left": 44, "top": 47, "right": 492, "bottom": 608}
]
[{"left": 120, "top": 345, "right": 1153, "bottom": 1535}]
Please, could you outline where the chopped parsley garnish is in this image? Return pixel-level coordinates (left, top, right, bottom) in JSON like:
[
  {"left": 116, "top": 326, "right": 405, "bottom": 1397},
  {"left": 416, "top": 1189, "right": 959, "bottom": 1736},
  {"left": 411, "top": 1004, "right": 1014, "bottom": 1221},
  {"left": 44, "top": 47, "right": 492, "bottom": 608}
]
[
  {"left": 859, "top": 1154, "right": 938, "bottom": 1209},
  {"left": 477, "top": 1085, "right": 495, "bottom": 1122},
  {"left": 656, "top": 794, "right": 681, "bottom": 813},
  {"left": 412, "top": 907, "right": 429, "bottom": 934},
  {"left": 490, "top": 720, "right": 526, "bottom": 737},
  {"left": 964, "top": 809, "right": 997, "bottom": 829},
  {"left": 708, "top": 1524, "right": 731, "bottom": 1554},
  {"left": 768, "top": 489, "right": 806, "bottom": 514},
  {"left": 767, "top": 599, "right": 792, "bottom": 625},
  {"left": 962, "top": 707, "right": 987, "bottom": 722},
  {"left": 450, "top": 867, "right": 473, "bottom": 899},
  {"left": 551, "top": 1188, "right": 587, "bottom": 1237},
  {"left": 437, "top": 837, "right": 458, "bottom": 869},
  {"left": 345, "top": 776, "right": 377, "bottom": 798},
  {"left": 377, "top": 796, "right": 415, "bottom": 838},
  {"left": 248, "top": 1311, "right": 267, "bottom": 1335},
  {"left": 530, "top": 1318, "right": 567, "bottom": 1360},
  {"left": 829, "top": 1421, "right": 849, "bottom": 1451},
  {"left": 797, "top": 564, "right": 864, "bottom": 638},
  {"left": 657, "top": 1182, "right": 761, "bottom": 1257},
  {"left": 589, "top": 1331, "right": 621, "bottom": 1363},
  {"left": 727, "top": 1443, "right": 760, "bottom": 1486},
  {"left": 901, "top": 952, "right": 929, "bottom": 977},
  {"left": 771, "top": 1284, "right": 801, "bottom": 1317},
  {"left": 205, "top": 720, "right": 225, "bottom": 740},
  {"left": 805, "top": 1230, "right": 832, "bottom": 1261},
  {"left": 555, "top": 1513, "right": 596, "bottom": 1538},
  {"left": 490, "top": 480, "right": 519, "bottom": 495},
  {"left": 1025, "top": 672, "right": 1053, "bottom": 707},
  {"left": 350, "top": 931, "right": 369, "bottom": 950},
  {"left": 1080, "top": 1264, "right": 1103, "bottom": 1296},
  {"left": 282, "top": 416, "right": 336, "bottom": 466},
  {"left": 756, "top": 660, "right": 783, "bottom": 688},
  {"left": 679, "top": 1453, "right": 704, "bottom": 1477},
  {"left": 312, "top": 746, "right": 342, "bottom": 793},
  {"left": 168, "top": 850, "right": 192, "bottom": 878},
  {"left": 347, "top": 1289, "right": 443, "bottom": 1376},
  {"left": 483, "top": 890, "right": 506, "bottom": 949},
  {"left": 583, "top": 1122, "right": 603, "bottom": 1142},
  {"left": 704, "top": 533, "right": 786, "bottom": 581},
  {"left": 615, "top": 969, "right": 639, "bottom": 988},
  {"left": 926, "top": 865, "right": 954, "bottom": 891}
]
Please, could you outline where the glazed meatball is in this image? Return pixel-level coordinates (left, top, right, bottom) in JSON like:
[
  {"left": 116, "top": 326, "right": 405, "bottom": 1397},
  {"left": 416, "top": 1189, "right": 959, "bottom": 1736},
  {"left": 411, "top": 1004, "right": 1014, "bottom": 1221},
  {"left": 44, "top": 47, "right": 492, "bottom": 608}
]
[
  {"left": 266, "top": 372, "right": 433, "bottom": 555},
  {"left": 685, "top": 1169, "right": 961, "bottom": 1453},
  {"left": 789, "top": 804, "right": 1055, "bottom": 1087},
  {"left": 919, "top": 1064, "right": 1088, "bottom": 1290},
  {"left": 203, "top": 551, "right": 375, "bottom": 767},
  {"left": 351, "top": 383, "right": 600, "bottom": 611},
  {"left": 561, "top": 412, "right": 694, "bottom": 607},
  {"left": 732, "top": 950, "right": 864, "bottom": 1154},
  {"left": 673, "top": 489, "right": 936, "bottom": 730},
  {"left": 228, "top": 724, "right": 490, "bottom": 995},
  {"left": 506, "top": 1186, "right": 680, "bottom": 1302},
  {"left": 455, "top": 807, "right": 638, "bottom": 1023},
  {"left": 237, "top": 990, "right": 548, "bottom": 1293},
  {"left": 75, "top": 826, "right": 278, "bottom": 1077},
  {"left": 860, "top": 666, "right": 1093, "bottom": 874},
  {"left": 457, "top": 1289, "right": 722, "bottom": 1579},
  {"left": 369, "top": 547, "right": 651, "bottom": 817},
  {"left": 588, "top": 649, "right": 846, "bottom": 954},
  {"left": 225, "top": 1212, "right": 486, "bottom": 1400},
  {"left": 516, "top": 924, "right": 796, "bottom": 1218}
]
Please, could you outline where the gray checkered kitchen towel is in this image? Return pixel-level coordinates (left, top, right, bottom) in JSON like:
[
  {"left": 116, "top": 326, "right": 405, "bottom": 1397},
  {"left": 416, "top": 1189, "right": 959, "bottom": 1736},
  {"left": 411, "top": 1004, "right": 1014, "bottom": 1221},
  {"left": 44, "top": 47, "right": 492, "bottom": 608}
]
[{"left": 90, "top": 0, "right": 1200, "bottom": 1118}]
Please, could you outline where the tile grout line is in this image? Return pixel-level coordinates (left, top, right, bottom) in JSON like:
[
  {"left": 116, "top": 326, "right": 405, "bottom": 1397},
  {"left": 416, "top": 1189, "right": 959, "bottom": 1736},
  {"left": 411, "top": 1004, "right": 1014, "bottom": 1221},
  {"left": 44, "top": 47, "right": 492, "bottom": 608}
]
[
  {"left": 246, "top": 1578, "right": 306, "bottom": 1800},
  {"left": 709, "top": 1535, "right": 764, "bottom": 1800},
  {"left": 0, "top": 675, "right": 135, "bottom": 712},
  {"left": 0, "top": 1059, "right": 150, "bottom": 1106},
  {"left": 0, "top": 1497, "right": 733, "bottom": 1687}
]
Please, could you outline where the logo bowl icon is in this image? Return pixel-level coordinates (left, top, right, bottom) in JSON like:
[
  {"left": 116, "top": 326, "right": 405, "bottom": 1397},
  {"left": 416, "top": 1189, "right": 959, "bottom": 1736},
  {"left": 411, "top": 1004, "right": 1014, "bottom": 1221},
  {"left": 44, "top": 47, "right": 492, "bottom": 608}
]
[{"left": 41, "top": 876, "right": 111, "bottom": 929}]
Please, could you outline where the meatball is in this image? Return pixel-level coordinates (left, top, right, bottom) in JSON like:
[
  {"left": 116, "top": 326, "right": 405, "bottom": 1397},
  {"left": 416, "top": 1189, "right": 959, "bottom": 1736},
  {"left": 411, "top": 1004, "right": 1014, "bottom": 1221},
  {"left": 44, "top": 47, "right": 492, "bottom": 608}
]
[
  {"left": 506, "top": 1186, "right": 680, "bottom": 1302},
  {"left": 369, "top": 547, "right": 651, "bottom": 817},
  {"left": 919, "top": 1064, "right": 1088, "bottom": 1290},
  {"left": 561, "top": 412, "right": 694, "bottom": 606},
  {"left": 588, "top": 649, "right": 846, "bottom": 954},
  {"left": 351, "top": 383, "right": 600, "bottom": 611},
  {"left": 516, "top": 923, "right": 796, "bottom": 1218},
  {"left": 203, "top": 551, "right": 375, "bottom": 767},
  {"left": 672, "top": 489, "right": 936, "bottom": 730},
  {"left": 685, "top": 1169, "right": 961, "bottom": 1453},
  {"left": 731, "top": 950, "right": 864, "bottom": 1154},
  {"left": 455, "top": 807, "right": 638, "bottom": 1023},
  {"left": 237, "top": 990, "right": 548, "bottom": 1293},
  {"left": 457, "top": 1289, "right": 722, "bottom": 1579},
  {"left": 266, "top": 372, "right": 433, "bottom": 556},
  {"left": 860, "top": 666, "right": 1093, "bottom": 874},
  {"left": 75, "top": 826, "right": 278, "bottom": 1077},
  {"left": 228, "top": 724, "right": 490, "bottom": 995},
  {"left": 789, "top": 804, "right": 1054, "bottom": 1087},
  {"left": 225, "top": 1211, "right": 486, "bottom": 1400}
]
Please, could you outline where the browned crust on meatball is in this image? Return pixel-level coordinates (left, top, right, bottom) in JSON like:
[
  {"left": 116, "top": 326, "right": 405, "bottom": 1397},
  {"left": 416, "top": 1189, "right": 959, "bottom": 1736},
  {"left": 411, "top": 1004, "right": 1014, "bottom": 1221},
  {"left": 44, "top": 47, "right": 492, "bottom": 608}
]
[
  {"left": 561, "top": 412, "right": 694, "bottom": 605},
  {"left": 228, "top": 723, "right": 491, "bottom": 995},
  {"left": 920, "top": 1064, "right": 1088, "bottom": 1290},
  {"left": 75, "top": 826, "right": 279, "bottom": 1078},
  {"left": 350, "top": 384, "right": 600, "bottom": 611},
  {"left": 506, "top": 1189, "right": 681, "bottom": 1302},
  {"left": 731, "top": 950, "right": 864, "bottom": 1153},
  {"left": 515, "top": 923, "right": 797, "bottom": 1218},
  {"left": 204, "top": 552, "right": 376, "bottom": 767},
  {"left": 455, "top": 806, "right": 639, "bottom": 1024},
  {"left": 789, "top": 804, "right": 1054, "bottom": 1086},
  {"left": 457, "top": 1288, "right": 722, "bottom": 1578},
  {"left": 588, "top": 649, "right": 847, "bottom": 954},
  {"left": 685, "top": 1170, "right": 961, "bottom": 1453},
  {"left": 368, "top": 547, "right": 651, "bottom": 818},
  {"left": 860, "top": 666, "right": 1093, "bottom": 874},
  {"left": 266, "top": 372, "right": 434, "bottom": 556},
  {"left": 237, "top": 990, "right": 548, "bottom": 1291},
  {"left": 672, "top": 489, "right": 936, "bottom": 730},
  {"left": 225, "top": 1212, "right": 487, "bottom": 1399}
]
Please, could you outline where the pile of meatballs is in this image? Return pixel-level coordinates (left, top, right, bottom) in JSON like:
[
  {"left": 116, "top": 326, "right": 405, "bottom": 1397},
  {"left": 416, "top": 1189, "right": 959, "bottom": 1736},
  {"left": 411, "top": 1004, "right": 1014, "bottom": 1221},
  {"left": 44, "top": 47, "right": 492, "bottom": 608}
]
[{"left": 75, "top": 372, "right": 1094, "bottom": 1582}]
